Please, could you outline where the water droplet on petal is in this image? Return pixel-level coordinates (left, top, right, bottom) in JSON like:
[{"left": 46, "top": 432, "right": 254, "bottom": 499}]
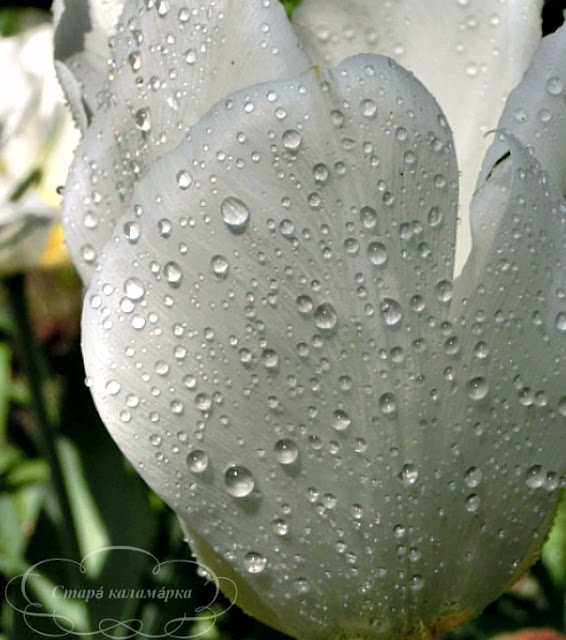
[
  {"left": 156, "top": 0, "right": 170, "bottom": 16},
  {"left": 221, "top": 197, "right": 250, "bottom": 233},
  {"left": 134, "top": 108, "right": 151, "bottom": 131},
  {"left": 428, "top": 206, "right": 443, "bottom": 227},
  {"left": 149, "top": 434, "right": 162, "bottom": 447},
  {"left": 554, "top": 312, "right": 566, "bottom": 333},
  {"left": 435, "top": 280, "right": 453, "bottom": 304},
  {"left": 332, "top": 409, "right": 351, "bottom": 431},
  {"left": 526, "top": 464, "right": 545, "bottom": 488},
  {"left": 128, "top": 51, "right": 142, "bottom": 72},
  {"left": 360, "top": 98, "right": 377, "bottom": 118},
  {"left": 124, "top": 221, "right": 140, "bottom": 243},
  {"left": 466, "top": 376, "right": 489, "bottom": 401},
  {"left": 184, "top": 48, "right": 197, "bottom": 64},
  {"left": 296, "top": 295, "right": 314, "bottom": 315},
  {"left": 105, "top": 380, "right": 121, "bottom": 395},
  {"left": 194, "top": 393, "right": 212, "bottom": 412},
  {"left": 367, "top": 242, "right": 388, "bottom": 267},
  {"left": 274, "top": 438, "right": 299, "bottom": 464},
  {"left": 546, "top": 76, "right": 564, "bottom": 96},
  {"left": 399, "top": 463, "right": 418, "bottom": 486},
  {"left": 465, "top": 494, "right": 481, "bottom": 512},
  {"left": 313, "top": 303, "right": 338, "bottom": 332},
  {"left": 473, "top": 341, "right": 490, "bottom": 360},
  {"left": 187, "top": 450, "right": 209, "bottom": 473},
  {"left": 210, "top": 255, "right": 230, "bottom": 280},
  {"left": 360, "top": 205, "right": 378, "bottom": 230},
  {"left": 224, "top": 465, "right": 255, "bottom": 497},
  {"left": 262, "top": 349, "right": 280, "bottom": 372},
  {"left": 243, "top": 551, "right": 267, "bottom": 574},
  {"left": 176, "top": 170, "right": 193, "bottom": 190},
  {"left": 464, "top": 466, "right": 482, "bottom": 488},
  {"left": 272, "top": 518, "right": 289, "bottom": 536},
  {"left": 124, "top": 277, "right": 145, "bottom": 301},
  {"left": 295, "top": 577, "right": 310, "bottom": 593},
  {"left": 313, "top": 163, "right": 329, "bottom": 184},
  {"left": 379, "top": 392, "right": 397, "bottom": 416},
  {"left": 163, "top": 261, "right": 183, "bottom": 287},
  {"left": 282, "top": 129, "right": 302, "bottom": 152},
  {"left": 379, "top": 298, "right": 402, "bottom": 327}
]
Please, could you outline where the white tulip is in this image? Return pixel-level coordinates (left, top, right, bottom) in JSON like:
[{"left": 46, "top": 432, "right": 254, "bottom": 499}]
[
  {"left": 59, "top": 2, "right": 566, "bottom": 639},
  {"left": 0, "top": 17, "right": 78, "bottom": 274}
]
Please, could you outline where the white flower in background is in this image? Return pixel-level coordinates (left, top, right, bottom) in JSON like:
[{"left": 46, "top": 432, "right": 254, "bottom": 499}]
[
  {"left": 0, "top": 16, "right": 78, "bottom": 274},
  {"left": 59, "top": 2, "right": 566, "bottom": 640}
]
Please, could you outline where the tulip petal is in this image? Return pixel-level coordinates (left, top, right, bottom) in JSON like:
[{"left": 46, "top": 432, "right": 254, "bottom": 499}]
[
  {"left": 480, "top": 22, "right": 566, "bottom": 196},
  {"left": 61, "top": 0, "right": 311, "bottom": 285},
  {"left": 53, "top": 0, "right": 124, "bottom": 131},
  {"left": 82, "top": 55, "right": 465, "bottom": 639},
  {"left": 292, "top": 0, "right": 544, "bottom": 272},
  {"left": 443, "top": 135, "right": 566, "bottom": 617}
]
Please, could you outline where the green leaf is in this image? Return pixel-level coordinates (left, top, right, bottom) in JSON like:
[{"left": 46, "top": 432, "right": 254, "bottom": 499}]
[
  {"left": 541, "top": 490, "right": 566, "bottom": 588},
  {"left": 279, "top": 0, "right": 301, "bottom": 18},
  {"left": 0, "top": 483, "right": 45, "bottom": 575}
]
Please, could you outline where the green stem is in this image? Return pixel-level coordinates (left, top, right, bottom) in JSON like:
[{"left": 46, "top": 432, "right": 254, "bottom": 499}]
[{"left": 4, "top": 274, "right": 81, "bottom": 569}]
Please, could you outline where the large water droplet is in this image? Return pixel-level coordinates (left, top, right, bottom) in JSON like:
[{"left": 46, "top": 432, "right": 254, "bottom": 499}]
[
  {"left": 296, "top": 295, "right": 313, "bottom": 316},
  {"left": 379, "top": 392, "right": 397, "bottom": 416},
  {"left": 555, "top": 312, "right": 566, "bottom": 333},
  {"left": 124, "top": 277, "right": 145, "bottom": 301},
  {"left": 526, "top": 464, "right": 545, "bottom": 489},
  {"left": 360, "top": 98, "right": 377, "bottom": 118},
  {"left": 399, "top": 463, "right": 418, "bottom": 486},
  {"left": 435, "top": 280, "right": 453, "bottom": 304},
  {"left": 272, "top": 518, "right": 289, "bottom": 536},
  {"left": 194, "top": 393, "right": 212, "bottom": 412},
  {"left": 466, "top": 376, "right": 489, "bottom": 401},
  {"left": 313, "top": 302, "right": 338, "bottom": 332},
  {"left": 379, "top": 298, "right": 403, "bottom": 327},
  {"left": 224, "top": 465, "right": 255, "bottom": 497},
  {"left": 411, "top": 575, "right": 424, "bottom": 591},
  {"left": 464, "top": 466, "right": 482, "bottom": 488},
  {"left": 176, "top": 170, "right": 193, "bottom": 190},
  {"left": 187, "top": 450, "right": 209, "bottom": 473},
  {"left": 332, "top": 409, "right": 351, "bottom": 431},
  {"left": 546, "top": 76, "right": 564, "bottom": 96},
  {"left": 360, "top": 206, "right": 378, "bottom": 230},
  {"left": 465, "top": 494, "right": 481, "bottom": 512},
  {"left": 128, "top": 50, "right": 142, "bottom": 72},
  {"left": 243, "top": 551, "right": 267, "bottom": 574},
  {"left": 261, "top": 349, "right": 279, "bottom": 372},
  {"left": 282, "top": 129, "right": 302, "bottom": 152},
  {"left": 133, "top": 108, "right": 151, "bottom": 132},
  {"left": 313, "top": 163, "right": 329, "bottom": 184},
  {"left": 123, "top": 221, "right": 140, "bottom": 243},
  {"left": 221, "top": 197, "right": 250, "bottom": 233},
  {"left": 210, "top": 255, "right": 230, "bottom": 280},
  {"left": 367, "top": 242, "right": 388, "bottom": 267},
  {"left": 274, "top": 438, "right": 299, "bottom": 464},
  {"left": 163, "top": 261, "right": 183, "bottom": 287}
]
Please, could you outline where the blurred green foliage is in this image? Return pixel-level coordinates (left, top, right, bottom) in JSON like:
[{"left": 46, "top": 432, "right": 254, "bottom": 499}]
[{"left": 281, "top": 0, "right": 302, "bottom": 18}]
